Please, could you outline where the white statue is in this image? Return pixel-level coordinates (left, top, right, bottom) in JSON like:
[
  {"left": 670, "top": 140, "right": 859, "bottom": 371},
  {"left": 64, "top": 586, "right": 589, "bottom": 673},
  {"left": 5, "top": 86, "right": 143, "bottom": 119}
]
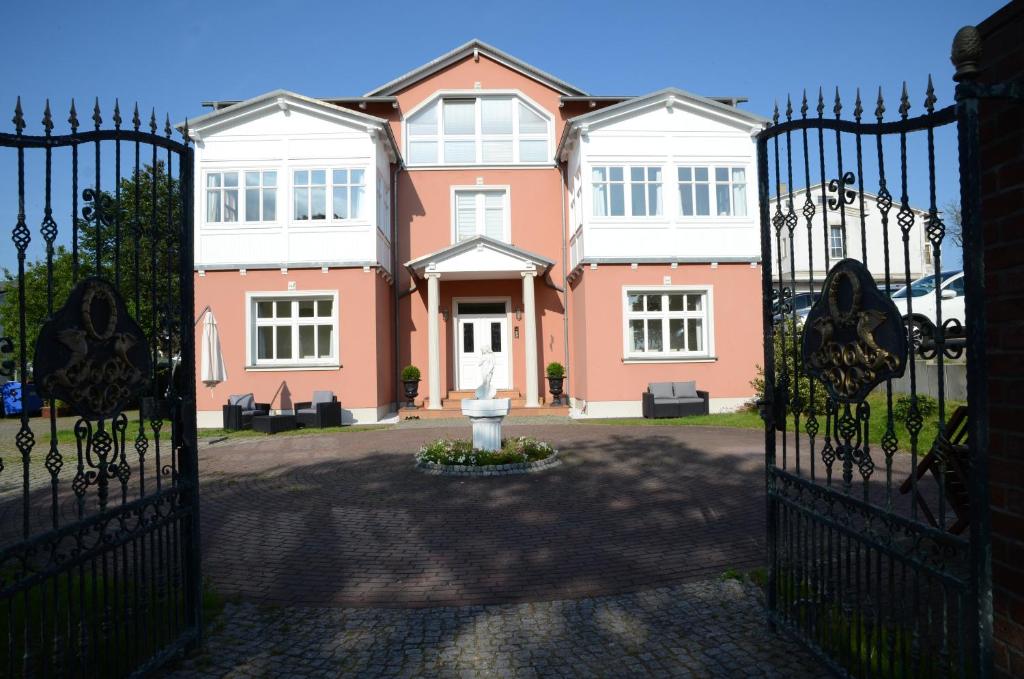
[{"left": 475, "top": 347, "right": 497, "bottom": 399}]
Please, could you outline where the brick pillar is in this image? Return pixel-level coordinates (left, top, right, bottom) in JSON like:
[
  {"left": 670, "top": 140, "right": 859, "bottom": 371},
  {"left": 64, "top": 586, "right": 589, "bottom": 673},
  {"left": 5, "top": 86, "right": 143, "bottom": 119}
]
[{"left": 974, "top": 3, "right": 1024, "bottom": 677}]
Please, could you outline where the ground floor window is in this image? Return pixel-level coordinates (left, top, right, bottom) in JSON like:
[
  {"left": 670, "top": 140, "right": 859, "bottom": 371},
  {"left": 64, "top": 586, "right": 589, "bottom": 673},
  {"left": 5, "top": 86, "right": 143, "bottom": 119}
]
[
  {"left": 249, "top": 293, "right": 338, "bottom": 367},
  {"left": 624, "top": 287, "right": 712, "bottom": 358}
]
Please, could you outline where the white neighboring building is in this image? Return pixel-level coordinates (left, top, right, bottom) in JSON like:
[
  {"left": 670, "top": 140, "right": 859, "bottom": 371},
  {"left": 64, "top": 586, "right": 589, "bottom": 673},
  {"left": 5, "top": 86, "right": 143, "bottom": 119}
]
[{"left": 768, "top": 185, "right": 933, "bottom": 293}]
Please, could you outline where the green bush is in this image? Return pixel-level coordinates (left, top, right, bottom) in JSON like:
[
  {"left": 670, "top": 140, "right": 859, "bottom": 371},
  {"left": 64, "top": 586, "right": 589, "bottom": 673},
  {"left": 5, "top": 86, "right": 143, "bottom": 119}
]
[
  {"left": 416, "top": 436, "right": 557, "bottom": 466},
  {"left": 545, "top": 362, "right": 565, "bottom": 378},
  {"left": 750, "top": 318, "right": 828, "bottom": 417},
  {"left": 401, "top": 365, "right": 421, "bottom": 381},
  {"left": 892, "top": 393, "right": 938, "bottom": 424}
]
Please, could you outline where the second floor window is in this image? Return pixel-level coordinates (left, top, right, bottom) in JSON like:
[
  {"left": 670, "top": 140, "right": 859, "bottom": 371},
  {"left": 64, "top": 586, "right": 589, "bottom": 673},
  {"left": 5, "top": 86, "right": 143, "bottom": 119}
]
[
  {"left": 293, "top": 168, "right": 365, "bottom": 222},
  {"left": 830, "top": 226, "right": 846, "bottom": 259},
  {"left": 454, "top": 189, "right": 506, "bottom": 242},
  {"left": 678, "top": 166, "right": 747, "bottom": 217},
  {"left": 206, "top": 171, "right": 239, "bottom": 223},
  {"left": 406, "top": 95, "right": 550, "bottom": 166},
  {"left": 593, "top": 166, "right": 663, "bottom": 217},
  {"left": 244, "top": 171, "right": 277, "bottom": 222}
]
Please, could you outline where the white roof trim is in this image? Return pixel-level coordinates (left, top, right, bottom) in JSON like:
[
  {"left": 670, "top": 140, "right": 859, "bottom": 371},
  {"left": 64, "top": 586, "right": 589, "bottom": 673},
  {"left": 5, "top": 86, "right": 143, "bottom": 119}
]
[
  {"left": 178, "top": 89, "right": 402, "bottom": 163},
  {"left": 365, "top": 39, "right": 586, "bottom": 97},
  {"left": 557, "top": 87, "right": 768, "bottom": 159}
]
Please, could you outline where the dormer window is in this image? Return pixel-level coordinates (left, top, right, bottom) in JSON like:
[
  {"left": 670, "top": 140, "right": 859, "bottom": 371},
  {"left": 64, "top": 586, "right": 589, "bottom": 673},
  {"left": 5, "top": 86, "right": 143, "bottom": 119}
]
[{"left": 406, "top": 95, "right": 551, "bottom": 166}]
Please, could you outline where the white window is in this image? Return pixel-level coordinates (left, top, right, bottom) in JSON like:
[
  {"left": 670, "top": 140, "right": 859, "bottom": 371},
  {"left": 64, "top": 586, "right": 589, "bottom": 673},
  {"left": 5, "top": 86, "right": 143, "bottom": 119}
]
[
  {"left": 293, "top": 168, "right": 366, "bottom": 222},
  {"left": 294, "top": 169, "right": 327, "bottom": 221},
  {"left": 830, "top": 226, "right": 846, "bottom": 259},
  {"left": 453, "top": 189, "right": 507, "bottom": 242},
  {"left": 592, "top": 166, "right": 662, "bottom": 218},
  {"left": 244, "top": 171, "right": 277, "bottom": 223},
  {"left": 624, "top": 289, "right": 711, "bottom": 358},
  {"left": 629, "top": 167, "right": 663, "bottom": 217},
  {"left": 331, "top": 169, "right": 365, "bottom": 220},
  {"left": 678, "top": 166, "right": 747, "bottom": 217},
  {"left": 250, "top": 295, "right": 338, "bottom": 367},
  {"left": 377, "top": 170, "right": 390, "bottom": 238},
  {"left": 406, "top": 95, "right": 551, "bottom": 166},
  {"left": 206, "top": 171, "right": 239, "bottom": 223},
  {"left": 592, "top": 166, "right": 626, "bottom": 217}
]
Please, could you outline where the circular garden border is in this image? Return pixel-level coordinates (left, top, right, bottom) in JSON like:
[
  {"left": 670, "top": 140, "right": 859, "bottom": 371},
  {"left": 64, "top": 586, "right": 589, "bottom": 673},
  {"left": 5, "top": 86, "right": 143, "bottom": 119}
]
[{"left": 414, "top": 451, "right": 562, "bottom": 477}]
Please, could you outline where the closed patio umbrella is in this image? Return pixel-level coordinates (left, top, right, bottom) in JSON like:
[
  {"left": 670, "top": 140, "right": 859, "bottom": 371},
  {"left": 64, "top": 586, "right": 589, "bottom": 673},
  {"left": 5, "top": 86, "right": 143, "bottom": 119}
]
[{"left": 200, "top": 310, "right": 227, "bottom": 387}]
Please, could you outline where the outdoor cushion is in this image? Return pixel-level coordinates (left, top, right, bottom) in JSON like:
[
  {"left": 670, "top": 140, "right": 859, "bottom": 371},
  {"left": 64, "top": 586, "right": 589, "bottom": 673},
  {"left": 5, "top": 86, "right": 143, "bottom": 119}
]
[
  {"left": 240, "top": 409, "right": 264, "bottom": 416},
  {"left": 312, "top": 390, "right": 334, "bottom": 406},
  {"left": 672, "top": 381, "right": 698, "bottom": 398},
  {"left": 674, "top": 397, "right": 705, "bottom": 405},
  {"left": 653, "top": 397, "right": 684, "bottom": 405},
  {"left": 649, "top": 383, "right": 674, "bottom": 399},
  {"left": 229, "top": 393, "right": 256, "bottom": 410},
  {"left": 296, "top": 407, "right": 317, "bottom": 415}
]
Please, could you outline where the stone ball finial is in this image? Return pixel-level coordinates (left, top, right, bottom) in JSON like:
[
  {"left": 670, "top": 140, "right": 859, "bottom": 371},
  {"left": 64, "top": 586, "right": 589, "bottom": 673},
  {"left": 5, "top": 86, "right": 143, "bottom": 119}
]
[{"left": 951, "top": 25, "right": 982, "bottom": 81}]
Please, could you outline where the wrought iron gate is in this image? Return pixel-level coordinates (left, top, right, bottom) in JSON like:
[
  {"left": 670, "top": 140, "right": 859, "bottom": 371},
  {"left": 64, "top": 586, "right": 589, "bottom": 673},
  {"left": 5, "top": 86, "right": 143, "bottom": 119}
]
[
  {"left": 755, "top": 29, "right": 1009, "bottom": 679},
  {"left": 0, "top": 98, "right": 199, "bottom": 676}
]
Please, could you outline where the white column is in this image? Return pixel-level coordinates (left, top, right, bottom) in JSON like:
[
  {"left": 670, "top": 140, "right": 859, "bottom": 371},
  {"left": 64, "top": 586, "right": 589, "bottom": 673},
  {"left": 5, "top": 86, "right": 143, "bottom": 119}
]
[
  {"left": 522, "top": 270, "right": 539, "bottom": 407},
  {"left": 426, "top": 273, "right": 442, "bottom": 410}
]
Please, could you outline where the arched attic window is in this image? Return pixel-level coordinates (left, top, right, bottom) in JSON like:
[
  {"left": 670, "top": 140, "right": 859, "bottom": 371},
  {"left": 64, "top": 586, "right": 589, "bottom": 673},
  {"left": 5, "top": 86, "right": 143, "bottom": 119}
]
[{"left": 405, "top": 95, "right": 551, "bottom": 166}]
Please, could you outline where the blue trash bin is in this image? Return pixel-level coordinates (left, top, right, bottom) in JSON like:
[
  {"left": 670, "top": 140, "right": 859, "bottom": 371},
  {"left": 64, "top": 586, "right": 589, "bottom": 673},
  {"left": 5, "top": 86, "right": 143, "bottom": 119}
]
[{"left": 1, "top": 381, "right": 43, "bottom": 417}]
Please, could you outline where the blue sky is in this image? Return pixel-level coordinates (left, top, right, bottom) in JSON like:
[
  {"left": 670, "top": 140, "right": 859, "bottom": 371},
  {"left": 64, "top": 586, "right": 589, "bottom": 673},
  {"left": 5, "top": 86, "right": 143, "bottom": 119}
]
[{"left": 0, "top": 0, "right": 1007, "bottom": 274}]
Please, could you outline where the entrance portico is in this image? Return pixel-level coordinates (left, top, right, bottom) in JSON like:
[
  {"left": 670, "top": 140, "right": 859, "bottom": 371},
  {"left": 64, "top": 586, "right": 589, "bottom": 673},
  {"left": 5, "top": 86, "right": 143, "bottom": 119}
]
[{"left": 406, "top": 236, "right": 553, "bottom": 410}]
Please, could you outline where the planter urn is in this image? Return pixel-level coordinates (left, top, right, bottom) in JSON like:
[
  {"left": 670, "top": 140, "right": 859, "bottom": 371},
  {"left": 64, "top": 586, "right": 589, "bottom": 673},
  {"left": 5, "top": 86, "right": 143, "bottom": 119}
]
[
  {"left": 546, "top": 376, "right": 564, "bottom": 406},
  {"left": 402, "top": 379, "right": 420, "bottom": 409}
]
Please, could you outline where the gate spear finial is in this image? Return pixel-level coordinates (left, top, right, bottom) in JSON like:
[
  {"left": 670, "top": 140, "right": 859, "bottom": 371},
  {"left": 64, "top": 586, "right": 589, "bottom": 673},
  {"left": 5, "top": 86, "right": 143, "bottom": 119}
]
[
  {"left": 92, "top": 97, "right": 102, "bottom": 130},
  {"left": 113, "top": 99, "right": 122, "bottom": 130},
  {"left": 772, "top": 100, "right": 779, "bottom": 125},
  {"left": 816, "top": 87, "right": 825, "bottom": 118},
  {"left": 68, "top": 98, "right": 78, "bottom": 132},
  {"left": 164, "top": 113, "right": 172, "bottom": 138},
  {"left": 149, "top": 108, "right": 157, "bottom": 135},
  {"left": 899, "top": 82, "right": 911, "bottom": 119},
  {"left": 132, "top": 103, "right": 140, "bottom": 131},
  {"left": 833, "top": 87, "right": 842, "bottom": 118},
  {"left": 924, "top": 75, "right": 937, "bottom": 113},
  {"left": 785, "top": 94, "right": 793, "bottom": 121},
  {"left": 42, "top": 99, "right": 53, "bottom": 136},
  {"left": 800, "top": 89, "right": 808, "bottom": 119},
  {"left": 854, "top": 89, "right": 863, "bottom": 122},
  {"left": 875, "top": 87, "right": 885, "bottom": 122},
  {"left": 13, "top": 96, "right": 25, "bottom": 135}
]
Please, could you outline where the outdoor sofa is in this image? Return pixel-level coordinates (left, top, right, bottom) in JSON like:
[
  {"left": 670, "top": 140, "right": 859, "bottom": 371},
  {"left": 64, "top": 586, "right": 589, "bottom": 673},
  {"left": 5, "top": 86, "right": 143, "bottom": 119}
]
[
  {"left": 294, "top": 390, "right": 343, "bottom": 429},
  {"left": 222, "top": 393, "right": 270, "bottom": 431},
  {"left": 642, "top": 381, "right": 709, "bottom": 419}
]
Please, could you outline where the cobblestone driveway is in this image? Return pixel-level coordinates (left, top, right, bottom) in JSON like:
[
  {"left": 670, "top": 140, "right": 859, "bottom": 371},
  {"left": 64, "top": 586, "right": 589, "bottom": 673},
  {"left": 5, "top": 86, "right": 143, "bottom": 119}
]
[
  {"left": 198, "top": 423, "right": 772, "bottom": 607},
  {"left": 167, "top": 578, "right": 826, "bottom": 678}
]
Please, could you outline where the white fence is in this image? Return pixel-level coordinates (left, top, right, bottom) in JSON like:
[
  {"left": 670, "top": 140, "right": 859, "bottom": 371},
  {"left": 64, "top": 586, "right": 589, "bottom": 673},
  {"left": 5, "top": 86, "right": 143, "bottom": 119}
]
[{"left": 891, "top": 360, "right": 967, "bottom": 402}]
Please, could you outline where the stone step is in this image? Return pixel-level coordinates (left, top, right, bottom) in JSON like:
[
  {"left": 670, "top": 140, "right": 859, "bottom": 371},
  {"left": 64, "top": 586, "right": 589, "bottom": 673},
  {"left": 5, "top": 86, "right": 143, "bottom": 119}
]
[
  {"left": 445, "top": 389, "right": 521, "bottom": 400},
  {"left": 441, "top": 397, "right": 534, "bottom": 409}
]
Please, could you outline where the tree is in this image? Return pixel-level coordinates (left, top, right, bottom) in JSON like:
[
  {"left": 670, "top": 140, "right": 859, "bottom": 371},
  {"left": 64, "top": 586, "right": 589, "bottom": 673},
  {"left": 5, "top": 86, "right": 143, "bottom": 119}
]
[
  {"left": 0, "top": 162, "right": 184, "bottom": 372},
  {"left": 943, "top": 199, "right": 962, "bottom": 247}
]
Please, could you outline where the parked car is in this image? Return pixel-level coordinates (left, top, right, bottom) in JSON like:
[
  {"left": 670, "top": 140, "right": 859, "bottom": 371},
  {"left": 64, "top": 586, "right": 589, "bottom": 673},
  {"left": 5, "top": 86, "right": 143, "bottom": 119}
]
[
  {"left": 773, "top": 292, "right": 819, "bottom": 324},
  {"left": 890, "top": 270, "right": 966, "bottom": 347}
]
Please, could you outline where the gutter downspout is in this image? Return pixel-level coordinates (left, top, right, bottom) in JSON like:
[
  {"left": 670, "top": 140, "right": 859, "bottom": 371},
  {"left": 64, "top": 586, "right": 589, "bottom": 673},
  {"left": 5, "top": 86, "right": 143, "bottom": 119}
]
[
  {"left": 392, "top": 161, "right": 400, "bottom": 416},
  {"left": 559, "top": 161, "right": 570, "bottom": 406}
]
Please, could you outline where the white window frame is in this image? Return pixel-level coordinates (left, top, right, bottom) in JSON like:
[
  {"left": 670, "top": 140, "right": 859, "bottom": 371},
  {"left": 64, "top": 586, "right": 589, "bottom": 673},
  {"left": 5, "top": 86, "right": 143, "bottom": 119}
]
[
  {"left": 590, "top": 164, "right": 666, "bottom": 221},
  {"left": 245, "top": 291, "right": 340, "bottom": 370},
  {"left": 450, "top": 185, "right": 511, "bottom": 243},
  {"left": 403, "top": 90, "right": 553, "bottom": 167},
  {"left": 676, "top": 165, "right": 748, "bottom": 219},
  {"left": 242, "top": 170, "right": 278, "bottom": 224},
  {"left": 376, "top": 170, "right": 391, "bottom": 241},
  {"left": 289, "top": 166, "right": 369, "bottom": 225},
  {"left": 621, "top": 285, "right": 715, "bottom": 361},
  {"left": 829, "top": 225, "right": 846, "bottom": 259},
  {"left": 204, "top": 170, "right": 241, "bottom": 224}
]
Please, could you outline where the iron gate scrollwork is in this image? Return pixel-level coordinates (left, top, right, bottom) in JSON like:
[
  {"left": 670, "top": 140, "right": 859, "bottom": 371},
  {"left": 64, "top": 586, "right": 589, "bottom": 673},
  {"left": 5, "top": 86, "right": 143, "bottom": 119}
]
[
  {"left": 755, "top": 26, "right": 1013, "bottom": 679},
  {"left": 0, "top": 97, "right": 199, "bottom": 676}
]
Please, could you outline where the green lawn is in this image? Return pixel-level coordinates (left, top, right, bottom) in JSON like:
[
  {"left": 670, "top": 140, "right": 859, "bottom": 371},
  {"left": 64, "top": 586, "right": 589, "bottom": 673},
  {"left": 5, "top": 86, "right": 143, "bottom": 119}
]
[
  {"left": 577, "top": 392, "right": 963, "bottom": 455},
  {"left": 197, "top": 423, "right": 391, "bottom": 441}
]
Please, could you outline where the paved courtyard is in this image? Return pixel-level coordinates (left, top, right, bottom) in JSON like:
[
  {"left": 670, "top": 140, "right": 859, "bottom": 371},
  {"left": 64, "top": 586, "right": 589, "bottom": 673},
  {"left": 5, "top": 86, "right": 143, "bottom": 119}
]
[
  {"left": 170, "top": 422, "right": 829, "bottom": 676},
  {"left": 197, "top": 423, "right": 772, "bottom": 607}
]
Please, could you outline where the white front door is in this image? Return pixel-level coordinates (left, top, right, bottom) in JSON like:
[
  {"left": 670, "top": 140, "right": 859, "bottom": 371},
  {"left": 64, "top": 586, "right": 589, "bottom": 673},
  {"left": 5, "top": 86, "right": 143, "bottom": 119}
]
[{"left": 456, "top": 313, "right": 510, "bottom": 391}]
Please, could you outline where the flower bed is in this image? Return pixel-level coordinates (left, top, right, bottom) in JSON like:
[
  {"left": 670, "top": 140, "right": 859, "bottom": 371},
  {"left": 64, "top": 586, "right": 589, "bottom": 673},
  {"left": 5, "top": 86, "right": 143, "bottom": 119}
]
[{"left": 414, "top": 436, "right": 560, "bottom": 476}]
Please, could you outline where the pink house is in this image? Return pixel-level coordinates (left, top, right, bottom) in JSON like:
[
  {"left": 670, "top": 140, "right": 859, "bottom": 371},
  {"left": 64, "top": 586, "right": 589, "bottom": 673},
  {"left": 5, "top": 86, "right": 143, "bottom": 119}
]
[{"left": 186, "top": 40, "right": 767, "bottom": 426}]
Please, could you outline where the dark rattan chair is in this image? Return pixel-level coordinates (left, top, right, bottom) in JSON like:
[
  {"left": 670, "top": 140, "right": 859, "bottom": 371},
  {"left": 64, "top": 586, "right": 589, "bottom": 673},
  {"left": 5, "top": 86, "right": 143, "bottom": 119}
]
[
  {"left": 222, "top": 393, "right": 270, "bottom": 431},
  {"left": 294, "top": 390, "right": 342, "bottom": 429}
]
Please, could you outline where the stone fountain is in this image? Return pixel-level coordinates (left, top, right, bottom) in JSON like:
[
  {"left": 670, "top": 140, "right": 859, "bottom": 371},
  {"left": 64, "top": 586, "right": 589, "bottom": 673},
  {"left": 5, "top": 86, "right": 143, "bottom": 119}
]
[{"left": 461, "top": 348, "right": 510, "bottom": 451}]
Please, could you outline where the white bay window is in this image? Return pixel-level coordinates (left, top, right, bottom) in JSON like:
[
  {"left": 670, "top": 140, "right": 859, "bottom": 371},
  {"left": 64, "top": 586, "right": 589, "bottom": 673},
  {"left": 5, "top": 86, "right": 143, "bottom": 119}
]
[
  {"left": 624, "top": 288, "right": 712, "bottom": 359},
  {"left": 592, "top": 166, "right": 663, "bottom": 218},
  {"left": 678, "top": 166, "right": 746, "bottom": 217},
  {"left": 293, "top": 168, "right": 366, "bottom": 222},
  {"left": 249, "top": 294, "right": 338, "bottom": 368}
]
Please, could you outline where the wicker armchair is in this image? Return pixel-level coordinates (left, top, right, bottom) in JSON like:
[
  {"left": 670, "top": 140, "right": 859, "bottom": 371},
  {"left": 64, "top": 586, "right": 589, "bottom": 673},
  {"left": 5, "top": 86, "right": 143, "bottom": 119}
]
[
  {"left": 222, "top": 393, "right": 270, "bottom": 431},
  {"left": 294, "top": 391, "right": 342, "bottom": 429}
]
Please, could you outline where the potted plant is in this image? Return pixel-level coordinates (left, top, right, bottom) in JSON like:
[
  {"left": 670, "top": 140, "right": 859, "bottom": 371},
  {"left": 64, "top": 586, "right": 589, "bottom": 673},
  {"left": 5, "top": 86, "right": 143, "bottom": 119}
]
[
  {"left": 545, "top": 362, "right": 566, "bottom": 406},
  {"left": 401, "top": 365, "right": 421, "bottom": 409}
]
